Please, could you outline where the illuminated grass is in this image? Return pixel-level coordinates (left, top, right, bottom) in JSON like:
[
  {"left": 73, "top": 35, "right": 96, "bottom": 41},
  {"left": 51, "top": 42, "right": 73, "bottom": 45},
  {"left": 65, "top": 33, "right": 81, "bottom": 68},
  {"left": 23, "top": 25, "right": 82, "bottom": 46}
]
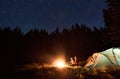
[{"left": 16, "top": 63, "right": 120, "bottom": 79}]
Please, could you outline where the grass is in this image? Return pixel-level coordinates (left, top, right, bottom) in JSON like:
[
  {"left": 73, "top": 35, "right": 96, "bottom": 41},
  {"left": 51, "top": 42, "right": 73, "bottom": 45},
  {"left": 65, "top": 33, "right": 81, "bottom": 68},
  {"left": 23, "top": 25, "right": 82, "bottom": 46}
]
[
  {"left": 16, "top": 63, "right": 82, "bottom": 79},
  {"left": 12, "top": 63, "right": 120, "bottom": 79}
]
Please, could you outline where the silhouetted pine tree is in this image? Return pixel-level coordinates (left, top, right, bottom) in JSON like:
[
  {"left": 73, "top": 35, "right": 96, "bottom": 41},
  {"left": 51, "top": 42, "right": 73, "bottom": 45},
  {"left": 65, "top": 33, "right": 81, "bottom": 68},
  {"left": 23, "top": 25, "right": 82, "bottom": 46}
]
[{"left": 103, "top": 0, "right": 120, "bottom": 47}]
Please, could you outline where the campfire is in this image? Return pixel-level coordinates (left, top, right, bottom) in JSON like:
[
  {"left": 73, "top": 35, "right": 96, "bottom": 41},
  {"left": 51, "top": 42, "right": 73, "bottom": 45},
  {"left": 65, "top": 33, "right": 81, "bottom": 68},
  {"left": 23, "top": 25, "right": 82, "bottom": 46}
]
[{"left": 53, "top": 59, "right": 66, "bottom": 68}]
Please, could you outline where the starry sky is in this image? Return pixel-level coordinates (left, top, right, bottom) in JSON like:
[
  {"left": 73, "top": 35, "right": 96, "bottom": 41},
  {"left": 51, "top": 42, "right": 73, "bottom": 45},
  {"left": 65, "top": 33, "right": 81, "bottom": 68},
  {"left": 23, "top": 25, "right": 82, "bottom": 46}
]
[{"left": 0, "top": 0, "right": 107, "bottom": 33}]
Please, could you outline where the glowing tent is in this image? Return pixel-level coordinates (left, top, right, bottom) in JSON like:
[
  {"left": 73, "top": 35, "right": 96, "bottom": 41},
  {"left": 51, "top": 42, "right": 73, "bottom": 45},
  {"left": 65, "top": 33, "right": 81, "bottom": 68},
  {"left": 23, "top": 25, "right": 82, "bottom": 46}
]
[{"left": 84, "top": 47, "right": 120, "bottom": 69}]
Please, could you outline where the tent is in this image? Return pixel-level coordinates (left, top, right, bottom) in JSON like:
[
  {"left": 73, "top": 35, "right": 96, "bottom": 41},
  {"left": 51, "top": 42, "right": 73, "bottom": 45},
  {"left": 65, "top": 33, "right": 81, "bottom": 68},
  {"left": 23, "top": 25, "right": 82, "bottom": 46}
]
[{"left": 84, "top": 47, "right": 120, "bottom": 69}]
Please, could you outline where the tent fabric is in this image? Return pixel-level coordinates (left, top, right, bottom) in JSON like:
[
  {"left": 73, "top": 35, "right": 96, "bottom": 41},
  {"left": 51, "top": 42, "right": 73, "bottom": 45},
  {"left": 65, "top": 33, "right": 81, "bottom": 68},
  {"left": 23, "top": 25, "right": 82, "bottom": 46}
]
[{"left": 84, "top": 47, "right": 120, "bottom": 69}]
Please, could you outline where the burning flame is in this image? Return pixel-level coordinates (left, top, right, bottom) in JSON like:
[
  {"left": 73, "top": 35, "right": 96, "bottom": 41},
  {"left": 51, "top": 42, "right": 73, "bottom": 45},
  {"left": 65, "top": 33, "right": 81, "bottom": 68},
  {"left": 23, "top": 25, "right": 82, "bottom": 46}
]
[{"left": 54, "top": 59, "right": 66, "bottom": 68}]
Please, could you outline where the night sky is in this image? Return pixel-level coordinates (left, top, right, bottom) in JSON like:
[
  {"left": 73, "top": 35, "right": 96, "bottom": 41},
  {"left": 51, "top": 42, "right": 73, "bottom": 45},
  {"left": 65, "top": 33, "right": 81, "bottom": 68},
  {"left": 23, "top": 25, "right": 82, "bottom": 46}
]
[{"left": 0, "top": 0, "right": 107, "bottom": 33}]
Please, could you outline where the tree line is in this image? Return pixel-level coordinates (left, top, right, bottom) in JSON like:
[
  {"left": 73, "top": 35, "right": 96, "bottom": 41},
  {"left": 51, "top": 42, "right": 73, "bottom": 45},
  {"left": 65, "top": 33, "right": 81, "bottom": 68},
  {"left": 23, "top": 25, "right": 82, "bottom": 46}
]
[{"left": 0, "top": 24, "right": 112, "bottom": 68}]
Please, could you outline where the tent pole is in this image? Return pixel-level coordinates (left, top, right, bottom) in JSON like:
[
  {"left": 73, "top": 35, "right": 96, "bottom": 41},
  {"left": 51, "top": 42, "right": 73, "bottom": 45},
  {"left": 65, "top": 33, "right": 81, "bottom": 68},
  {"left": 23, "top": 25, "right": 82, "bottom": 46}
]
[{"left": 112, "top": 47, "right": 119, "bottom": 67}]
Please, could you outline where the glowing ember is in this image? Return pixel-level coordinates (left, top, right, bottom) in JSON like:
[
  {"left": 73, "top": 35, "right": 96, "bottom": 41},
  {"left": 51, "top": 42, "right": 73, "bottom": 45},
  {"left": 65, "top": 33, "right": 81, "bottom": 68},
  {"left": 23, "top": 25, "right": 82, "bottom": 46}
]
[{"left": 54, "top": 59, "right": 65, "bottom": 68}]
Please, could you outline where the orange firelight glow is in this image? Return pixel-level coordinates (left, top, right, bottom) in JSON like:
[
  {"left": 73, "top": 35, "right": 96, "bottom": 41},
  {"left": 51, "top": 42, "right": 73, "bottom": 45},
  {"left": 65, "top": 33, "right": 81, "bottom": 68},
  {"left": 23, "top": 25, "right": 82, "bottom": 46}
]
[{"left": 54, "top": 59, "right": 66, "bottom": 68}]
